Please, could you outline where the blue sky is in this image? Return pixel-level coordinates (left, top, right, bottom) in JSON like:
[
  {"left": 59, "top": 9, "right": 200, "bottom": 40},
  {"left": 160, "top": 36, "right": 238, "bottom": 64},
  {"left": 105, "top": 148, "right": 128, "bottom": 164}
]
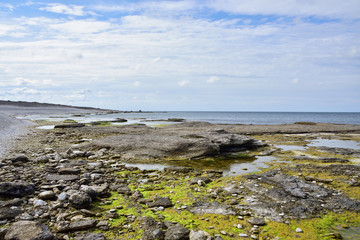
[{"left": 0, "top": 0, "right": 359, "bottom": 111}]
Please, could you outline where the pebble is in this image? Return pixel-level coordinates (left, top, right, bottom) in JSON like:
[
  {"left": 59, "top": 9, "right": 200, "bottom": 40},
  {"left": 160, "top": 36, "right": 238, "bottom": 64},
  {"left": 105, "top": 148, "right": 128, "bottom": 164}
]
[
  {"left": 220, "top": 231, "right": 227, "bottom": 235},
  {"left": 295, "top": 228, "right": 303, "bottom": 233},
  {"left": 239, "top": 233, "right": 248, "bottom": 237}
]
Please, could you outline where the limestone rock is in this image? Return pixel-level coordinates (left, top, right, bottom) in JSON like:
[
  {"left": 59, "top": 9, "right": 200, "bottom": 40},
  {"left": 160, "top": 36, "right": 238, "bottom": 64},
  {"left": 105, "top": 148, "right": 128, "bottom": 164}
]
[
  {"left": 69, "top": 192, "right": 92, "bottom": 209},
  {"left": 165, "top": 225, "right": 190, "bottom": 240},
  {"left": 4, "top": 220, "right": 54, "bottom": 240}
]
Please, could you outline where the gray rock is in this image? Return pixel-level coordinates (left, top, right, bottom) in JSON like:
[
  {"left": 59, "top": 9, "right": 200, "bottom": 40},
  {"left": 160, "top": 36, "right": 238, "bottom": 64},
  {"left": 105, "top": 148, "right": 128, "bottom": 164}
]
[
  {"left": 189, "top": 177, "right": 211, "bottom": 185},
  {"left": 4, "top": 220, "right": 54, "bottom": 240},
  {"left": 74, "top": 233, "right": 105, "bottom": 240},
  {"left": 0, "top": 207, "right": 23, "bottom": 220},
  {"left": 117, "top": 184, "right": 132, "bottom": 195},
  {"left": 58, "top": 192, "right": 67, "bottom": 201},
  {"left": 54, "top": 123, "right": 85, "bottom": 129},
  {"left": 247, "top": 217, "right": 266, "bottom": 226},
  {"left": 189, "top": 230, "right": 208, "bottom": 240},
  {"left": 190, "top": 201, "right": 236, "bottom": 215},
  {"left": 0, "top": 182, "right": 35, "bottom": 197},
  {"left": 69, "top": 192, "right": 92, "bottom": 209},
  {"left": 68, "top": 219, "right": 97, "bottom": 231},
  {"left": 45, "top": 174, "right": 79, "bottom": 182},
  {"left": 58, "top": 168, "right": 81, "bottom": 175},
  {"left": 33, "top": 199, "right": 48, "bottom": 207},
  {"left": 165, "top": 225, "right": 190, "bottom": 240},
  {"left": 147, "top": 197, "right": 173, "bottom": 208},
  {"left": 0, "top": 198, "right": 23, "bottom": 208},
  {"left": 80, "top": 185, "right": 98, "bottom": 199}
]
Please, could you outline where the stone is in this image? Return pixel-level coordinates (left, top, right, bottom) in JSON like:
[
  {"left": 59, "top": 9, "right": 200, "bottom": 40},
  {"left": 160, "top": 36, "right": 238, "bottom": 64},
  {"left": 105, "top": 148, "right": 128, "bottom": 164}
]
[
  {"left": 68, "top": 219, "right": 97, "bottom": 231},
  {"left": 238, "top": 233, "right": 248, "bottom": 237},
  {"left": 147, "top": 197, "right": 173, "bottom": 208},
  {"left": 190, "top": 201, "right": 236, "bottom": 215},
  {"left": 190, "top": 177, "right": 211, "bottom": 185},
  {"left": 74, "top": 233, "right": 105, "bottom": 240},
  {"left": 0, "top": 207, "right": 23, "bottom": 220},
  {"left": 80, "top": 185, "right": 98, "bottom": 199},
  {"left": 33, "top": 199, "right": 48, "bottom": 207},
  {"left": 0, "top": 182, "right": 35, "bottom": 197},
  {"left": 295, "top": 228, "right": 303, "bottom": 233},
  {"left": 165, "top": 225, "right": 190, "bottom": 240},
  {"left": 117, "top": 184, "right": 132, "bottom": 195},
  {"left": 69, "top": 192, "right": 92, "bottom": 209},
  {"left": 9, "top": 155, "right": 29, "bottom": 163},
  {"left": 58, "top": 192, "right": 67, "bottom": 201},
  {"left": 45, "top": 174, "right": 79, "bottom": 182},
  {"left": 248, "top": 217, "right": 266, "bottom": 226},
  {"left": 38, "top": 191, "right": 56, "bottom": 200},
  {"left": 189, "top": 230, "right": 208, "bottom": 240},
  {"left": 54, "top": 123, "right": 85, "bottom": 129},
  {"left": 4, "top": 220, "right": 54, "bottom": 240},
  {"left": 58, "top": 168, "right": 81, "bottom": 175}
]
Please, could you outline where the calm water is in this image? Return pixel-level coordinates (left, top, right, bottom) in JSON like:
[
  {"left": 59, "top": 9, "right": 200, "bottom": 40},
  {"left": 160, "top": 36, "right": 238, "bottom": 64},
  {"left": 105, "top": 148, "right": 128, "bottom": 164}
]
[{"left": 22, "top": 111, "right": 360, "bottom": 125}]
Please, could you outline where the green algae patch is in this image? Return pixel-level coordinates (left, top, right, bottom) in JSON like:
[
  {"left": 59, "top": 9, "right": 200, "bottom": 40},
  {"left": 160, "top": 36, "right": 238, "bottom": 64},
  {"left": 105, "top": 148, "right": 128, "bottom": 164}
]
[{"left": 264, "top": 212, "right": 360, "bottom": 240}]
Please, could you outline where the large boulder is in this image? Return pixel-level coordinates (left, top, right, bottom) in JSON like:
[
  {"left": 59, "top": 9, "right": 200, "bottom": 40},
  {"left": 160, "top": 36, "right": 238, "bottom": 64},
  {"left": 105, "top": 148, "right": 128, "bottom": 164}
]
[
  {"left": 165, "top": 225, "right": 190, "bottom": 240},
  {"left": 4, "top": 220, "right": 54, "bottom": 240},
  {"left": 69, "top": 192, "right": 92, "bottom": 209},
  {"left": 0, "top": 182, "right": 35, "bottom": 197}
]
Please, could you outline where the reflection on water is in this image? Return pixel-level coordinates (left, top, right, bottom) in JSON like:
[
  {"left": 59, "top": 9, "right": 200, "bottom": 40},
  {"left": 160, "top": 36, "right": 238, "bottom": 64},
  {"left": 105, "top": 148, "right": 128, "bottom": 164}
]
[
  {"left": 124, "top": 163, "right": 167, "bottom": 171},
  {"left": 275, "top": 145, "right": 307, "bottom": 151},
  {"left": 308, "top": 138, "right": 360, "bottom": 150},
  {"left": 121, "top": 156, "right": 276, "bottom": 176},
  {"left": 336, "top": 225, "right": 360, "bottom": 240},
  {"left": 36, "top": 125, "right": 55, "bottom": 129}
]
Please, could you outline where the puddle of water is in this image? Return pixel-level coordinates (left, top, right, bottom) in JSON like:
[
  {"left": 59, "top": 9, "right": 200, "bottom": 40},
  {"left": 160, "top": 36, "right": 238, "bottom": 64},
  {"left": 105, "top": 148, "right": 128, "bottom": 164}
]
[
  {"left": 308, "top": 138, "right": 360, "bottom": 150},
  {"left": 223, "top": 156, "right": 276, "bottom": 176},
  {"left": 121, "top": 156, "right": 276, "bottom": 176},
  {"left": 124, "top": 163, "right": 167, "bottom": 171},
  {"left": 336, "top": 225, "right": 360, "bottom": 240},
  {"left": 275, "top": 145, "right": 307, "bottom": 151},
  {"left": 37, "top": 125, "right": 55, "bottom": 129}
]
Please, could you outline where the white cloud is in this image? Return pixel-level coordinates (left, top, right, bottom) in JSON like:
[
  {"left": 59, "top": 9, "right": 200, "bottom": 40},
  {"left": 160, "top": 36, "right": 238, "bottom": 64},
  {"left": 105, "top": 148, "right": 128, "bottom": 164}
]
[
  {"left": 14, "top": 77, "right": 60, "bottom": 87},
  {"left": 206, "top": 76, "right": 219, "bottom": 84},
  {"left": 207, "top": 0, "right": 360, "bottom": 19},
  {"left": 178, "top": 80, "right": 190, "bottom": 87},
  {"left": 0, "top": 3, "right": 14, "bottom": 12},
  {"left": 40, "top": 3, "right": 85, "bottom": 16},
  {"left": 292, "top": 78, "right": 299, "bottom": 84},
  {"left": 7, "top": 87, "right": 40, "bottom": 95},
  {"left": 134, "top": 81, "right": 141, "bottom": 87}
]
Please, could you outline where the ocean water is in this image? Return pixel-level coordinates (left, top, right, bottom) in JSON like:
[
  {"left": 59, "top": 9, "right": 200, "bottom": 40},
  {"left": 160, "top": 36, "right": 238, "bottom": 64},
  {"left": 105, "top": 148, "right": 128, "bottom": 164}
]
[{"left": 20, "top": 111, "right": 360, "bottom": 125}]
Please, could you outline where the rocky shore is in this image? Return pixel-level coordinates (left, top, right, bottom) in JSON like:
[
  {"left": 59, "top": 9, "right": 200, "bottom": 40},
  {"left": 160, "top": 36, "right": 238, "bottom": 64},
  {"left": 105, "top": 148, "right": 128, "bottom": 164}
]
[{"left": 0, "top": 103, "right": 359, "bottom": 240}]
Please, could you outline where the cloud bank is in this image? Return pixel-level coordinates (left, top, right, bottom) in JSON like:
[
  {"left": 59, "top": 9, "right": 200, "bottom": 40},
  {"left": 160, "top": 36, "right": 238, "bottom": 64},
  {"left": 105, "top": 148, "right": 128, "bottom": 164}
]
[{"left": 0, "top": 0, "right": 359, "bottom": 111}]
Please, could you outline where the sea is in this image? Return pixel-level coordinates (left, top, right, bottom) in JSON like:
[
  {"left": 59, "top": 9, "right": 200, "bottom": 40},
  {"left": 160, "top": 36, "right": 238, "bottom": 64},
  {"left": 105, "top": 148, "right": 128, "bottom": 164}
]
[{"left": 23, "top": 111, "right": 360, "bottom": 125}]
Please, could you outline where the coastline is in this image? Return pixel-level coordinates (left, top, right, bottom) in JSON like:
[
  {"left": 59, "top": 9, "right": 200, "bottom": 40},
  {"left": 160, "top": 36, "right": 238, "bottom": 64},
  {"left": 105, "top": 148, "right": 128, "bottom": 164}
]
[{"left": 0, "top": 101, "right": 359, "bottom": 239}]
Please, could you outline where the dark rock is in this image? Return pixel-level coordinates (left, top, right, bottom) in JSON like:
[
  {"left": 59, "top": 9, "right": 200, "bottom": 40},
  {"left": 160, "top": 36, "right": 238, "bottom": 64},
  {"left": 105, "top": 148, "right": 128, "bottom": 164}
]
[
  {"left": 189, "top": 177, "right": 211, "bottom": 185},
  {"left": 0, "top": 198, "right": 23, "bottom": 207},
  {"left": 68, "top": 219, "right": 97, "bottom": 231},
  {"left": 45, "top": 174, "right": 79, "bottom": 182},
  {"left": 54, "top": 123, "right": 85, "bottom": 129},
  {"left": 58, "top": 168, "right": 81, "bottom": 175},
  {"left": 164, "top": 167, "right": 193, "bottom": 173},
  {"left": 165, "top": 225, "right": 190, "bottom": 240},
  {"left": 147, "top": 197, "right": 173, "bottom": 208},
  {"left": 0, "top": 182, "right": 35, "bottom": 197},
  {"left": 4, "top": 220, "right": 54, "bottom": 240},
  {"left": 8, "top": 155, "right": 29, "bottom": 163},
  {"left": 74, "top": 233, "right": 105, "bottom": 240},
  {"left": 117, "top": 184, "right": 132, "bottom": 195},
  {"left": 0, "top": 207, "right": 23, "bottom": 220},
  {"left": 248, "top": 217, "right": 266, "bottom": 226},
  {"left": 69, "top": 192, "right": 92, "bottom": 209}
]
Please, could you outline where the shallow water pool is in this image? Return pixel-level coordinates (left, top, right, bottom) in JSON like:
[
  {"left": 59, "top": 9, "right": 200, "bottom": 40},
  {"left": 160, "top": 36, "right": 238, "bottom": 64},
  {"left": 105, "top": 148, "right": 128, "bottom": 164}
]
[{"left": 308, "top": 138, "right": 360, "bottom": 150}]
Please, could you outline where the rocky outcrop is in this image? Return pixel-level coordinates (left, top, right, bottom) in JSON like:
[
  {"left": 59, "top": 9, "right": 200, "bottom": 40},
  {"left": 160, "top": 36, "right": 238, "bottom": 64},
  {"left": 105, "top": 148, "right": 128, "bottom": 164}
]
[
  {"left": 4, "top": 221, "right": 54, "bottom": 240},
  {"left": 80, "top": 125, "right": 264, "bottom": 160}
]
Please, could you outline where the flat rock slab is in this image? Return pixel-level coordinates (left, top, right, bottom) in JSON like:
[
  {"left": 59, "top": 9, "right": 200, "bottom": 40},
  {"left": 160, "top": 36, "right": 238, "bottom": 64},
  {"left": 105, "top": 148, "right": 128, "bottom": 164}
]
[
  {"left": 0, "top": 182, "right": 35, "bottom": 197},
  {"left": 54, "top": 123, "right": 85, "bottom": 129},
  {"left": 4, "top": 220, "right": 54, "bottom": 240},
  {"left": 147, "top": 197, "right": 173, "bottom": 208},
  {"left": 69, "top": 219, "right": 97, "bottom": 231},
  {"left": 58, "top": 168, "right": 81, "bottom": 175},
  {"left": 190, "top": 201, "right": 236, "bottom": 215},
  {"left": 0, "top": 207, "right": 23, "bottom": 220},
  {"left": 45, "top": 174, "right": 79, "bottom": 181}
]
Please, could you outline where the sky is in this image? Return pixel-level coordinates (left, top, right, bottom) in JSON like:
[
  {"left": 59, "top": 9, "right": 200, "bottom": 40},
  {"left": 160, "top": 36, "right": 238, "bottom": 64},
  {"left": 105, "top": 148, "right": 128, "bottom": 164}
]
[{"left": 0, "top": 0, "right": 359, "bottom": 112}]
